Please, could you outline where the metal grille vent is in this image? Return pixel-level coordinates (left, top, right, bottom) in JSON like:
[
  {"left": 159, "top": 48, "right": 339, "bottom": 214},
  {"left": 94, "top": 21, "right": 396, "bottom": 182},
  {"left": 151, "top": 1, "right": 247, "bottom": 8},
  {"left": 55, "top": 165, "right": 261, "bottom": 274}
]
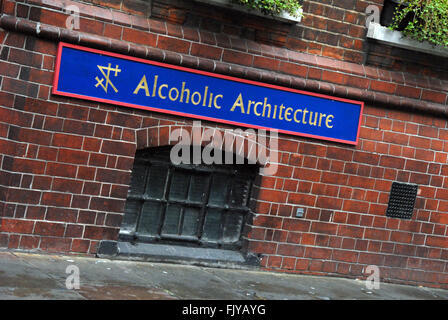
[{"left": 386, "top": 182, "right": 418, "bottom": 219}]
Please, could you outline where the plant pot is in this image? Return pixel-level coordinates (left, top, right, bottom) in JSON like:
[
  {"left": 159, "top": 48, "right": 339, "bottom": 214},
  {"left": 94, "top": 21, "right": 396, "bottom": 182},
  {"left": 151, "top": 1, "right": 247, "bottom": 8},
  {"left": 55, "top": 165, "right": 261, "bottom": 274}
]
[
  {"left": 367, "top": 22, "right": 448, "bottom": 58},
  {"left": 194, "top": 0, "right": 303, "bottom": 23},
  {"left": 380, "top": 0, "right": 413, "bottom": 30}
]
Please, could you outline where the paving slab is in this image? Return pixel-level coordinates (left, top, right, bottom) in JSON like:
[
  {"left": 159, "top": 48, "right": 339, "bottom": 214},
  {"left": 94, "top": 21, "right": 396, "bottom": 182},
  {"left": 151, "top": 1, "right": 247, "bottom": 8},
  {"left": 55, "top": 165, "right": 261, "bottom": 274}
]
[
  {"left": 0, "top": 252, "right": 84, "bottom": 300},
  {"left": 201, "top": 267, "right": 448, "bottom": 300},
  {"left": 117, "top": 262, "right": 248, "bottom": 299},
  {"left": 0, "top": 250, "right": 447, "bottom": 300}
]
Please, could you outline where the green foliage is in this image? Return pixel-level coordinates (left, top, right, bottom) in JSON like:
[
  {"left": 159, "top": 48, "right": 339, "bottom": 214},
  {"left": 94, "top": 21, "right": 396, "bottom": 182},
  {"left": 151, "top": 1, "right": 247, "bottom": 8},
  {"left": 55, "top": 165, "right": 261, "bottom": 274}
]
[
  {"left": 233, "top": 0, "right": 302, "bottom": 18},
  {"left": 389, "top": 0, "right": 448, "bottom": 47}
]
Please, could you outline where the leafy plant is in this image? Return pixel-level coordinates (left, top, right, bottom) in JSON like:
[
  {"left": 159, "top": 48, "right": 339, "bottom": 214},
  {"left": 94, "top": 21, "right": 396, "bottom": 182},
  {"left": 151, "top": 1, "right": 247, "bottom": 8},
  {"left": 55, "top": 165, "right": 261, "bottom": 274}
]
[
  {"left": 232, "top": 0, "right": 302, "bottom": 18},
  {"left": 389, "top": 0, "right": 448, "bottom": 47}
]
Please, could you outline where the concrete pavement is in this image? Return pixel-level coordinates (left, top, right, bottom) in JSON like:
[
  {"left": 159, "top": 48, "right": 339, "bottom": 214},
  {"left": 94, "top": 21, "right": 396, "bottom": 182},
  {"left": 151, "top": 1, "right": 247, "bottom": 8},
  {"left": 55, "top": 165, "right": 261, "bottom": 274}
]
[{"left": 0, "top": 250, "right": 448, "bottom": 300}]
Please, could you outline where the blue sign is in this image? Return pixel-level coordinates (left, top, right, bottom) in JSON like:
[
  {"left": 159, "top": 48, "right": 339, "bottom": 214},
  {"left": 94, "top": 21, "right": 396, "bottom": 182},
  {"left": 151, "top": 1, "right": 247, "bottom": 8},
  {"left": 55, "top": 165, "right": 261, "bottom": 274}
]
[{"left": 53, "top": 43, "right": 364, "bottom": 145}]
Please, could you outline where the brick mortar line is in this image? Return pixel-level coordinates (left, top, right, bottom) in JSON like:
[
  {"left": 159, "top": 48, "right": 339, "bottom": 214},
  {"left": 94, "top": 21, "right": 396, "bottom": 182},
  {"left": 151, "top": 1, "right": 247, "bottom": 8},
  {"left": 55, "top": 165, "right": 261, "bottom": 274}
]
[
  {"left": 1, "top": 14, "right": 448, "bottom": 117},
  {"left": 1, "top": 173, "right": 133, "bottom": 190},
  {"left": 2, "top": 214, "right": 119, "bottom": 225},
  {"left": 252, "top": 217, "right": 446, "bottom": 233},
  {"left": 297, "top": 22, "right": 366, "bottom": 41},
  {"left": 256, "top": 170, "right": 445, "bottom": 190},
  {"left": 1, "top": 175, "right": 132, "bottom": 191},
  {"left": 254, "top": 207, "right": 446, "bottom": 223},
  {"left": 248, "top": 237, "right": 446, "bottom": 260},
  {"left": 0, "top": 143, "right": 136, "bottom": 164},
  {"left": 3, "top": 209, "right": 126, "bottom": 225},
  {"left": 269, "top": 246, "right": 448, "bottom": 265}
]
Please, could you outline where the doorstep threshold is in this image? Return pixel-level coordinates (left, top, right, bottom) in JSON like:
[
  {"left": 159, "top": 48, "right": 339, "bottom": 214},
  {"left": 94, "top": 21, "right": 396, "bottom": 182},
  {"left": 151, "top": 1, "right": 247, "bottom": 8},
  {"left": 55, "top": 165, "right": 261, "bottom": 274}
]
[{"left": 97, "top": 240, "right": 259, "bottom": 269}]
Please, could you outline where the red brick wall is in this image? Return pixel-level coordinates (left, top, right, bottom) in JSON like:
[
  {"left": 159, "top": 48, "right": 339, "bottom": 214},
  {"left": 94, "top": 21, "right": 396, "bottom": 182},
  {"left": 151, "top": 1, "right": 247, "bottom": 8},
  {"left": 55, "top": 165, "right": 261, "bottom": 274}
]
[
  {"left": 149, "top": 0, "right": 378, "bottom": 63},
  {"left": 294, "top": 0, "right": 376, "bottom": 63},
  {"left": 250, "top": 106, "right": 448, "bottom": 287},
  {"left": 367, "top": 41, "right": 448, "bottom": 79},
  {"left": 0, "top": 31, "right": 137, "bottom": 252},
  {"left": 0, "top": 0, "right": 447, "bottom": 289}
]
